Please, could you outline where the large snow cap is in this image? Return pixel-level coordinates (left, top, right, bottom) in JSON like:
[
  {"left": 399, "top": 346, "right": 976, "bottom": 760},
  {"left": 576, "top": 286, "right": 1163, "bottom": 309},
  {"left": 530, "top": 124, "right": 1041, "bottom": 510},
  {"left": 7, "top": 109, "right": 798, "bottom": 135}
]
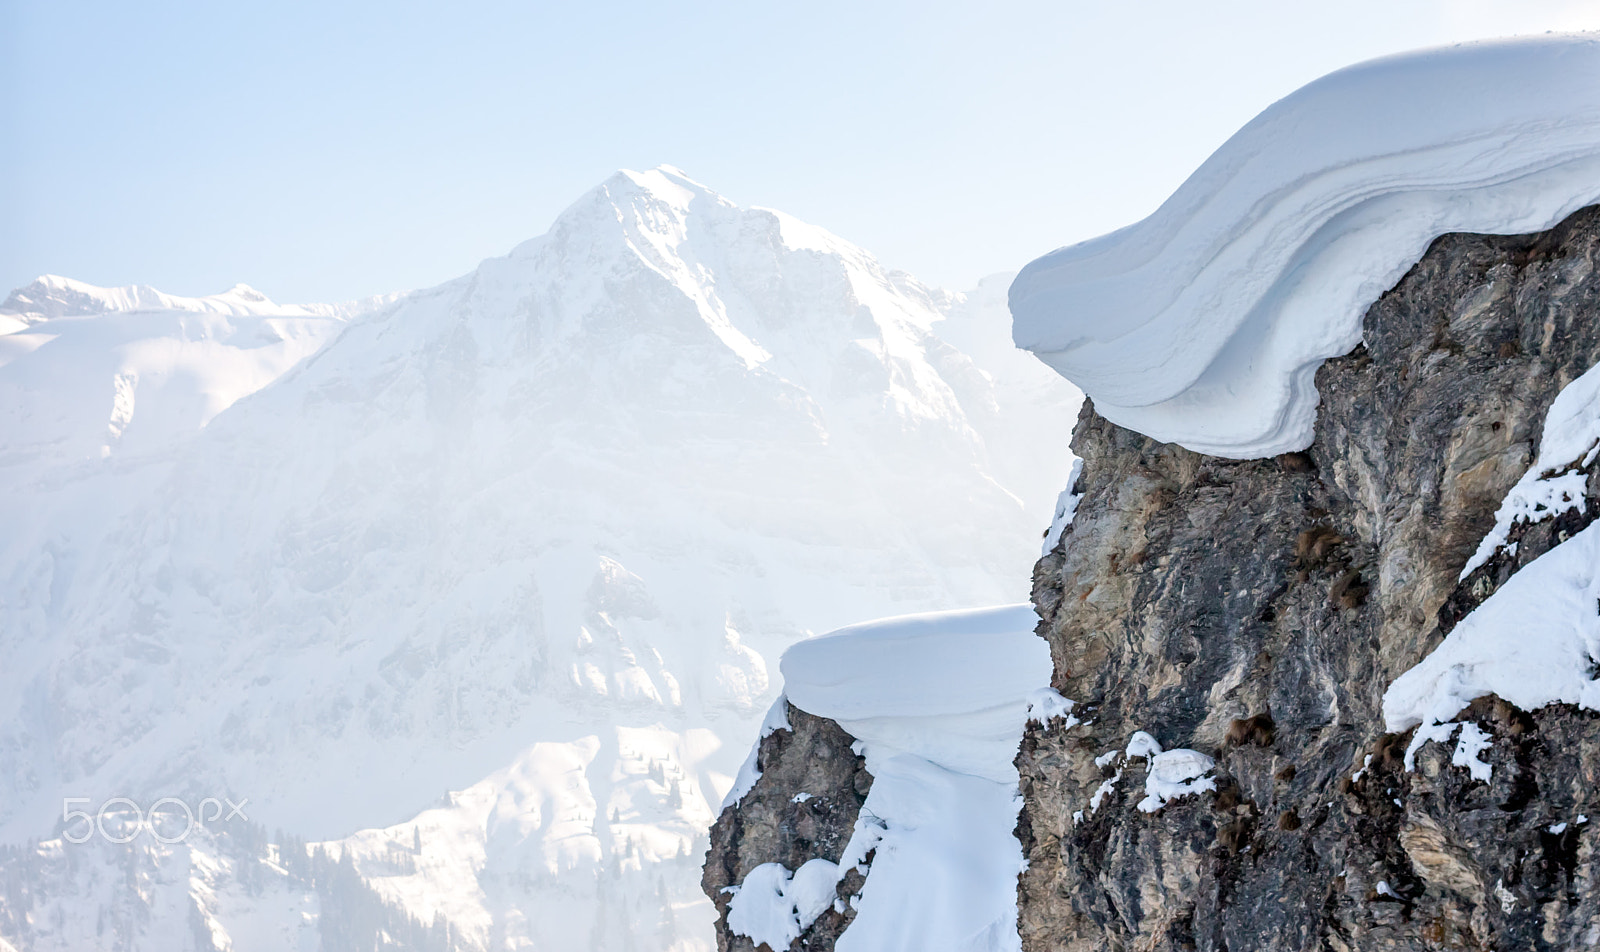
[{"left": 1010, "top": 34, "right": 1600, "bottom": 458}]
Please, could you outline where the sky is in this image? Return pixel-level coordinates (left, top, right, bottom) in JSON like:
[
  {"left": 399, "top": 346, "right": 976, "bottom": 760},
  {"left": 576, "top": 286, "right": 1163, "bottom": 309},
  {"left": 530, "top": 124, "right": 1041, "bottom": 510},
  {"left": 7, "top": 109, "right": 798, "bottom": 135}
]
[{"left": 5, "top": 0, "right": 1600, "bottom": 304}]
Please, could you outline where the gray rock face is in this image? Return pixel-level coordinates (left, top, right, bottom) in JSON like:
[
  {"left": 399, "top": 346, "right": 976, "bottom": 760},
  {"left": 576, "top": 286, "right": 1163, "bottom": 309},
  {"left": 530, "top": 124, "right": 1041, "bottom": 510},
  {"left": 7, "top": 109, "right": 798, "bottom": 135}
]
[
  {"left": 1018, "top": 205, "right": 1600, "bottom": 951},
  {"left": 702, "top": 703, "right": 871, "bottom": 952}
]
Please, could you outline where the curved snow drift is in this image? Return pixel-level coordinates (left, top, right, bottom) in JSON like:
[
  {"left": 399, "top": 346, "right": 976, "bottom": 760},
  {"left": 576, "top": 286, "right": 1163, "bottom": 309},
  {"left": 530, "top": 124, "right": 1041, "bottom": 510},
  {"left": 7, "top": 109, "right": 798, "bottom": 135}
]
[
  {"left": 1011, "top": 34, "right": 1600, "bottom": 458},
  {"left": 780, "top": 603, "right": 1048, "bottom": 783}
]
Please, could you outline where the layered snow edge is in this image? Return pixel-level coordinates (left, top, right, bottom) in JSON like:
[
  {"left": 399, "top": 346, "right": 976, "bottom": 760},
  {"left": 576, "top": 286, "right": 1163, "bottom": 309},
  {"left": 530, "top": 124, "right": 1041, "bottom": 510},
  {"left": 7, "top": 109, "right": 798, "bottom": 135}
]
[{"left": 1011, "top": 34, "right": 1600, "bottom": 458}]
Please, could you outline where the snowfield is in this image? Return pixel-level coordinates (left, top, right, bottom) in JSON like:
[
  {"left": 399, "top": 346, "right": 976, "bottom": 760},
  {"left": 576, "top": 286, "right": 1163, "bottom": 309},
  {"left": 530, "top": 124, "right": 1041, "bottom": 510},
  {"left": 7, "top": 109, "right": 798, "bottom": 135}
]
[
  {"left": 1011, "top": 33, "right": 1600, "bottom": 458},
  {"left": 0, "top": 167, "right": 1080, "bottom": 950}
]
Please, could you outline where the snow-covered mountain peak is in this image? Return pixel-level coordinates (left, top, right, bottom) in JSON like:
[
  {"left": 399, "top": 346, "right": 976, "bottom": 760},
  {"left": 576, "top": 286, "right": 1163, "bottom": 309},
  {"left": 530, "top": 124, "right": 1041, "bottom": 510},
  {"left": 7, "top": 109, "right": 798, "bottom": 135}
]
[
  {"left": 613, "top": 164, "right": 714, "bottom": 208},
  {"left": 524, "top": 165, "right": 872, "bottom": 293},
  {"left": 2, "top": 274, "right": 177, "bottom": 323},
  {"left": 216, "top": 281, "right": 269, "bottom": 303},
  {"left": 0, "top": 169, "right": 1082, "bottom": 951},
  {"left": 519, "top": 165, "right": 731, "bottom": 258},
  {"left": 411, "top": 166, "right": 970, "bottom": 433}
]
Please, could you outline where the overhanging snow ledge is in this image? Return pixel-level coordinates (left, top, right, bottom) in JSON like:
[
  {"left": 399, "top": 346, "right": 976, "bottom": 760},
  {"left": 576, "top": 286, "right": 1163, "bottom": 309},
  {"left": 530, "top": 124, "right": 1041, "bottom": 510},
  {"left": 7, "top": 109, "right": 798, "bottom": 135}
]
[{"left": 1010, "top": 33, "right": 1600, "bottom": 458}]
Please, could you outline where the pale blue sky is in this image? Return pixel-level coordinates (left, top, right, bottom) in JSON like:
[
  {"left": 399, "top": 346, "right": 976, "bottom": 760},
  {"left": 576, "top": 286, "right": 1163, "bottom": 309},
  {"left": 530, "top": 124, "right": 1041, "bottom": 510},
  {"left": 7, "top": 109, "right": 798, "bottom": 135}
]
[{"left": 5, "top": 0, "right": 1600, "bottom": 303}]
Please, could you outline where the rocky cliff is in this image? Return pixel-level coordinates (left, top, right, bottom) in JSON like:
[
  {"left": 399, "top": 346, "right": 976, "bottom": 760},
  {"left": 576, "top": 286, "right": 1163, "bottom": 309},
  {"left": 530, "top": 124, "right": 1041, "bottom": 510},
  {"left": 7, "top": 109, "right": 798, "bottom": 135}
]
[
  {"left": 702, "top": 703, "right": 872, "bottom": 952},
  {"left": 1017, "top": 204, "right": 1600, "bottom": 951},
  {"left": 705, "top": 205, "right": 1600, "bottom": 951}
]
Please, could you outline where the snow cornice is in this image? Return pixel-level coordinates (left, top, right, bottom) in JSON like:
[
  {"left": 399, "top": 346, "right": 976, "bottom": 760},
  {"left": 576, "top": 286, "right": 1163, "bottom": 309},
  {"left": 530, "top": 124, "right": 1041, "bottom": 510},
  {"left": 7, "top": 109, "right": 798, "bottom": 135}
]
[{"left": 1010, "top": 33, "right": 1600, "bottom": 458}]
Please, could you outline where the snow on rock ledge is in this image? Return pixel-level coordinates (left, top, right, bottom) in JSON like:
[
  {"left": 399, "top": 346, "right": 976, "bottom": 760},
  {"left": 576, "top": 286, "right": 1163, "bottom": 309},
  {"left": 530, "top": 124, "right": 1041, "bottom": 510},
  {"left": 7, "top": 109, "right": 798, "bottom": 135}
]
[
  {"left": 1385, "top": 517, "right": 1600, "bottom": 733},
  {"left": 727, "top": 604, "right": 1052, "bottom": 952},
  {"left": 1385, "top": 358, "right": 1600, "bottom": 736},
  {"left": 1458, "top": 358, "right": 1600, "bottom": 579},
  {"left": 1123, "top": 731, "right": 1217, "bottom": 813},
  {"left": 1010, "top": 34, "right": 1600, "bottom": 458}
]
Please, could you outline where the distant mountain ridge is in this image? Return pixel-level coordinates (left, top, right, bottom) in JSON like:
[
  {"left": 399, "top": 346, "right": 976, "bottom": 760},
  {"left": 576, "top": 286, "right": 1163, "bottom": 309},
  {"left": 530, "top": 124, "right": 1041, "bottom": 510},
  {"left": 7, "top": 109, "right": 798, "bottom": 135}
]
[{"left": 1, "top": 273, "right": 401, "bottom": 324}]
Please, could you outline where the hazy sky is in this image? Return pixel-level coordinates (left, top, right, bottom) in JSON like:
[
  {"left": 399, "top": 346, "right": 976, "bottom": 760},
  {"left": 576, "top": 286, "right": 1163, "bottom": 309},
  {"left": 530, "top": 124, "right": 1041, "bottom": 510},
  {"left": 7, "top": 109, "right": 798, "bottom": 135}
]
[{"left": 5, "top": 0, "right": 1600, "bottom": 303}]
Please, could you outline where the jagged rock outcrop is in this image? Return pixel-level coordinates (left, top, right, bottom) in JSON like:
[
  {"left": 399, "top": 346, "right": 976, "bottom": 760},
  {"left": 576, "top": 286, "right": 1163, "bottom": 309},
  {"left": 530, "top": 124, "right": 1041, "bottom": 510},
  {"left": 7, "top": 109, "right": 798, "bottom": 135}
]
[
  {"left": 702, "top": 703, "right": 872, "bottom": 952},
  {"left": 1017, "top": 205, "right": 1600, "bottom": 951}
]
